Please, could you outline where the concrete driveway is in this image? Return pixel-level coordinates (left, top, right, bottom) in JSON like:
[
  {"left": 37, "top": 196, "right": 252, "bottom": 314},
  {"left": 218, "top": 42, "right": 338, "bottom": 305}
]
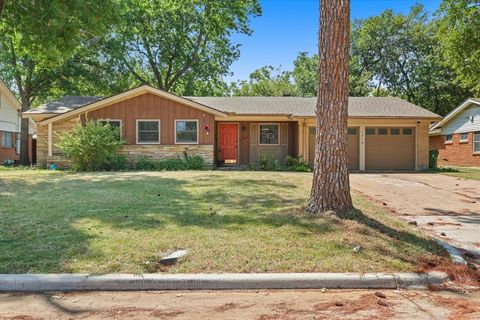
[{"left": 350, "top": 173, "right": 480, "bottom": 257}]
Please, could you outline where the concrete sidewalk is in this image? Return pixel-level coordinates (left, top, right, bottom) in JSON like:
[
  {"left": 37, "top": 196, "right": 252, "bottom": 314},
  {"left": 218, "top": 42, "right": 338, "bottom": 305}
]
[{"left": 0, "top": 272, "right": 449, "bottom": 292}]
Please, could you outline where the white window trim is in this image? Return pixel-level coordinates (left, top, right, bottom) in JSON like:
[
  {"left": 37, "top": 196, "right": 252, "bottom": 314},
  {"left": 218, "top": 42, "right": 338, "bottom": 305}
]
[
  {"left": 473, "top": 132, "right": 480, "bottom": 154},
  {"left": 175, "top": 119, "right": 199, "bottom": 145},
  {"left": 136, "top": 119, "right": 161, "bottom": 145},
  {"left": 258, "top": 123, "right": 281, "bottom": 146},
  {"left": 444, "top": 134, "right": 453, "bottom": 144},
  {"left": 99, "top": 119, "right": 123, "bottom": 139},
  {"left": 459, "top": 132, "right": 469, "bottom": 144}
]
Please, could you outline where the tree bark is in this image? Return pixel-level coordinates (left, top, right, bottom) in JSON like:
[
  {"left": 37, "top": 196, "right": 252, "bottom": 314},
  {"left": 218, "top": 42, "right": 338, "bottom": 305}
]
[
  {"left": 19, "top": 96, "right": 31, "bottom": 165},
  {"left": 305, "top": 0, "right": 353, "bottom": 214}
]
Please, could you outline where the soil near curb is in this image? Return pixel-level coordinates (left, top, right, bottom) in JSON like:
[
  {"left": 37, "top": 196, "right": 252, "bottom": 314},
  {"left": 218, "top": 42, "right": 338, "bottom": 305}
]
[{"left": 0, "top": 289, "right": 479, "bottom": 319}]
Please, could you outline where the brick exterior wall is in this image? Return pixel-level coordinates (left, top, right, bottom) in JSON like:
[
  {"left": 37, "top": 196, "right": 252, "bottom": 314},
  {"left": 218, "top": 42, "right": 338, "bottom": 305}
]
[
  {"left": 0, "top": 133, "right": 34, "bottom": 163},
  {"left": 36, "top": 117, "right": 214, "bottom": 168},
  {"left": 429, "top": 132, "right": 480, "bottom": 167}
]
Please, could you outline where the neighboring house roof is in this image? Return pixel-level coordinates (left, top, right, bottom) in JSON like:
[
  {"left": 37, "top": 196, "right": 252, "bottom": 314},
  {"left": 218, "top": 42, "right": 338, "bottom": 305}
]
[
  {"left": 23, "top": 85, "right": 441, "bottom": 123},
  {"left": 430, "top": 98, "right": 480, "bottom": 131},
  {"left": 0, "top": 79, "right": 21, "bottom": 110}
]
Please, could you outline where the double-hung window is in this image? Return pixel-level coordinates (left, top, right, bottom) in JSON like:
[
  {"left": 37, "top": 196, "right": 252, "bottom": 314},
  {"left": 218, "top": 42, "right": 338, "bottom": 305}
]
[
  {"left": 474, "top": 132, "right": 480, "bottom": 154},
  {"left": 175, "top": 120, "right": 198, "bottom": 144},
  {"left": 136, "top": 120, "right": 160, "bottom": 144},
  {"left": 460, "top": 132, "right": 469, "bottom": 143},
  {"left": 444, "top": 134, "right": 453, "bottom": 144},
  {"left": 259, "top": 124, "right": 280, "bottom": 145},
  {"left": 1, "top": 131, "right": 13, "bottom": 148}
]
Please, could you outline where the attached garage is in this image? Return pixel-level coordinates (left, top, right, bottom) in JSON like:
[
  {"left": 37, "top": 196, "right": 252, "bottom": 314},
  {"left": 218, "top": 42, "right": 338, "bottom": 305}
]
[
  {"left": 365, "top": 127, "right": 415, "bottom": 170},
  {"left": 308, "top": 126, "right": 360, "bottom": 170}
]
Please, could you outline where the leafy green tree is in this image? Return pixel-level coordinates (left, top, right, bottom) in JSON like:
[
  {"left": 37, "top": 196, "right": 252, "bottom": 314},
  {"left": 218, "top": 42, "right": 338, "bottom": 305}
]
[
  {"left": 230, "top": 66, "right": 297, "bottom": 96},
  {"left": 104, "top": 0, "right": 261, "bottom": 95},
  {"left": 351, "top": 5, "right": 469, "bottom": 115},
  {"left": 437, "top": 0, "right": 480, "bottom": 94},
  {"left": 0, "top": 1, "right": 117, "bottom": 164},
  {"left": 292, "top": 51, "right": 371, "bottom": 97}
]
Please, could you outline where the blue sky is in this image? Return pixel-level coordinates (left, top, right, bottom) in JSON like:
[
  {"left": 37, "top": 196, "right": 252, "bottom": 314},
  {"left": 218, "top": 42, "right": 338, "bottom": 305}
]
[{"left": 226, "top": 0, "right": 441, "bottom": 82}]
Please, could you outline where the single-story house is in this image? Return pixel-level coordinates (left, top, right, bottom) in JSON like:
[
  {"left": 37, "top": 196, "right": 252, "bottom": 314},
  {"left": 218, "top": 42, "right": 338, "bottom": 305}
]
[
  {"left": 23, "top": 85, "right": 440, "bottom": 170},
  {"left": 429, "top": 98, "right": 480, "bottom": 167},
  {"left": 0, "top": 80, "right": 35, "bottom": 163}
]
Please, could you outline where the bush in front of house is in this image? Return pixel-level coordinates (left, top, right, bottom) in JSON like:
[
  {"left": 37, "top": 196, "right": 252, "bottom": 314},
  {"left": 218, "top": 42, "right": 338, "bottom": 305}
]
[
  {"left": 284, "top": 155, "right": 311, "bottom": 172},
  {"left": 132, "top": 152, "right": 206, "bottom": 171},
  {"left": 250, "top": 155, "right": 311, "bottom": 172},
  {"left": 57, "top": 121, "right": 126, "bottom": 171}
]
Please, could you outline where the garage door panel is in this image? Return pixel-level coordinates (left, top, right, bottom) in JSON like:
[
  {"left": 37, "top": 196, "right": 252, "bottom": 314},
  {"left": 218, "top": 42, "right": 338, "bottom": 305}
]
[
  {"left": 365, "top": 127, "right": 415, "bottom": 170},
  {"left": 308, "top": 126, "right": 359, "bottom": 170}
]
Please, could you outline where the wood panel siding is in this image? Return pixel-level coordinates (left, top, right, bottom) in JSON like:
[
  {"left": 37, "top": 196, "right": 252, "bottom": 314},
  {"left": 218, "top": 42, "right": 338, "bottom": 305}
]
[{"left": 84, "top": 93, "right": 215, "bottom": 145}]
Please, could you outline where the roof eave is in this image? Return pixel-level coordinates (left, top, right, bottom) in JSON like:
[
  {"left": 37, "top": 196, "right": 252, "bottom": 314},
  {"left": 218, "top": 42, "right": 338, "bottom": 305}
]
[{"left": 39, "top": 85, "right": 228, "bottom": 125}]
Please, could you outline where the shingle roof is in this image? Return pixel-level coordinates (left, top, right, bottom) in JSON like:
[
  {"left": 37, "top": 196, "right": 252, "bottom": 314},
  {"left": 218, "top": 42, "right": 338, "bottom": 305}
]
[
  {"left": 187, "top": 96, "right": 441, "bottom": 118},
  {"left": 25, "top": 96, "right": 104, "bottom": 114},
  {"left": 25, "top": 95, "right": 441, "bottom": 119}
]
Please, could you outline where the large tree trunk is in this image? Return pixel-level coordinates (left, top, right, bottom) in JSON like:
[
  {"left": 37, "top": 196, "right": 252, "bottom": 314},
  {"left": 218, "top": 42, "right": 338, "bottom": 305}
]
[
  {"left": 19, "top": 98, "right": 31, "bottom": 166},
  {"left": 305, "top": 0, "right": 352, "bottom": 214}
]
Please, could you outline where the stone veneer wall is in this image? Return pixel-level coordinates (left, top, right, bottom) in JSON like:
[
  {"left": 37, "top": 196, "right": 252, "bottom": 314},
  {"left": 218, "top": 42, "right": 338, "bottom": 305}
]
[{"left": 118, "top": 144, "right": 214, "bottom": 165}]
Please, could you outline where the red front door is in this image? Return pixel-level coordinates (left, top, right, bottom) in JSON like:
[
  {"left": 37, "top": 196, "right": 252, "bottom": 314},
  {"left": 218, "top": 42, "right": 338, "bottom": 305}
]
[{"left": 219, "top": 124, "right": 238, "bottom": 164}]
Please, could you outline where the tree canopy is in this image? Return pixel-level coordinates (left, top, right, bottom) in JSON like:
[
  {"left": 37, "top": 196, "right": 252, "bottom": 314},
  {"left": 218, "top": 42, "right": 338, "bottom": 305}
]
[{"left": 103, "top": 0, "right": 261, "bottom": 96}]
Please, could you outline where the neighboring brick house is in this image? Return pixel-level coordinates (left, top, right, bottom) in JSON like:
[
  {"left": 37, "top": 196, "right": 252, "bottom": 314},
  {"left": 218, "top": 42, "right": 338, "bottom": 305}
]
[
  {"left": 429, "top": 98, "right": 480, "bottom": 167},
  {"left": 23, "top": 85, "right": 441, "bottom": 171},
  {"left": 0, "top": 80, "right": 35, "bottom": 163}
]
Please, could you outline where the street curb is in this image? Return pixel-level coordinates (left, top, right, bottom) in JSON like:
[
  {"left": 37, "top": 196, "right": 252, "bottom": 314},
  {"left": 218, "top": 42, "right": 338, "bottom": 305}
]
[{"left": 0, "top": 272, "right": 449, "bottom": 292}]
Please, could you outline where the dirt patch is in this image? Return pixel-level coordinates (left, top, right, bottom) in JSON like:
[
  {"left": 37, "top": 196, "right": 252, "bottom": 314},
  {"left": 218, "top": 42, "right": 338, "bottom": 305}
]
[
  {"left": 314, "top": 293, "right": 395, "bottom": 320},
  {"left": 431, "top": 296, "right": 480, "bottom": 320}
]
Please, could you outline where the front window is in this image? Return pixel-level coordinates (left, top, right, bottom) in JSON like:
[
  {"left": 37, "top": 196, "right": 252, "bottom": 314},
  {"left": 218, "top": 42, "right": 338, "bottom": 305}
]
[
  {"left": 1, "top": 131, "right": 13, "bottom": 148},
  {"left": 259, "top": 124, "right": 279, "bottom": 145},
  {"left": 474, "top": 132, "right": 480, "bottom": 153},
  {"left": 175, "top": 120, "right": 198, "bottom": 144},
  {"left": 445, "top": 134, "right": 453, "bottom": 143},
  {"left": 137, "top": 120, "right": 160, "bottom": 144},
  {"left": 460, "top": 132, "right": 469, "bottom": 142}
]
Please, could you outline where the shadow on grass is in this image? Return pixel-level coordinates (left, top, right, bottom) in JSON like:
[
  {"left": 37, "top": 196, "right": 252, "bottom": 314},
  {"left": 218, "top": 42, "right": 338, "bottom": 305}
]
[
  {"left": 339, "top": 208, "right": 446, "bottom": 256},
  {"left": 0, "top": 171, "right": 445, "bottom": 273}
]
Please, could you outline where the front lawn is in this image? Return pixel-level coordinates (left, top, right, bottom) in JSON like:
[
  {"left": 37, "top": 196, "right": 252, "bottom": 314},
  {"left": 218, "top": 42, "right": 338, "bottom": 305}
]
[
  {"left": 0, "top": 169, "right": 443, "bottom": 274},
  {"left": 435, "top": 166, "right": 480, "bottom": 181}
]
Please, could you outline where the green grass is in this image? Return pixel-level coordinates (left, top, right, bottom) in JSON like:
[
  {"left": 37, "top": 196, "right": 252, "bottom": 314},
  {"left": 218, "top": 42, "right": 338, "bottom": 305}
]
[
  {"left": 0, "top": 169, "right": 444, "bottom": 274},
  {"left": 434, "top": 166, "right": 480, "bottom": 181}
]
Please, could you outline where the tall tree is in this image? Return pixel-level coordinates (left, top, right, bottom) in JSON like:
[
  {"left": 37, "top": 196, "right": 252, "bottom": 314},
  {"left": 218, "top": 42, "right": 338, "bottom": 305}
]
[
  {"left": 351, "top": 5, "right": 469, "bottom": 115},
  {"left": 230, "top": 66, "right": 297, "bottom": 96},
  {"left": 0, "top": 1, "right": 116, "bottom": 164},
  {"left": 305, "top": 0, "right": 352, "bottom": 214},
  {"left": 292, "top": 51, "right": 371, "bottom": 97},
  {"left": 437, "top": 0, "right": 480, "bottom": 95},
  {"left": 105, "top": 0, "right": 261, "bottom": 95}
]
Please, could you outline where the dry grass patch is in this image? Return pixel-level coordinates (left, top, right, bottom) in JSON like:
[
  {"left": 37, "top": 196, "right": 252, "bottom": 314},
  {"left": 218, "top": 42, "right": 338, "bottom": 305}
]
[{"left": 0, "top": 169, "right": 444, "bottom": 273}]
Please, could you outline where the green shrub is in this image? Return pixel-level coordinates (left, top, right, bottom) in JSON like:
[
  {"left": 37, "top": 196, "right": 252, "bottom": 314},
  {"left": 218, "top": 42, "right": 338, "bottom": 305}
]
[
  {"left": 106, "top": 155, "right": 128, "bottom": 171},
  {"left": 183, "top": 152, "right": 205, "bottom": 170},
  {"left": 57, "top": 121, "right": 125, "bottom": 171},
  {"left": 135, "top": 156, "right": 156, "bottom": 171},
  {"left": 155, "top": 158, "right": 185, "bottom": 171},
  {"left": 284, "top": 155, "right": 311, "bottom": 172},
  {"left": 256, "top": 154, "right": 281, "bottom": 171}
]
